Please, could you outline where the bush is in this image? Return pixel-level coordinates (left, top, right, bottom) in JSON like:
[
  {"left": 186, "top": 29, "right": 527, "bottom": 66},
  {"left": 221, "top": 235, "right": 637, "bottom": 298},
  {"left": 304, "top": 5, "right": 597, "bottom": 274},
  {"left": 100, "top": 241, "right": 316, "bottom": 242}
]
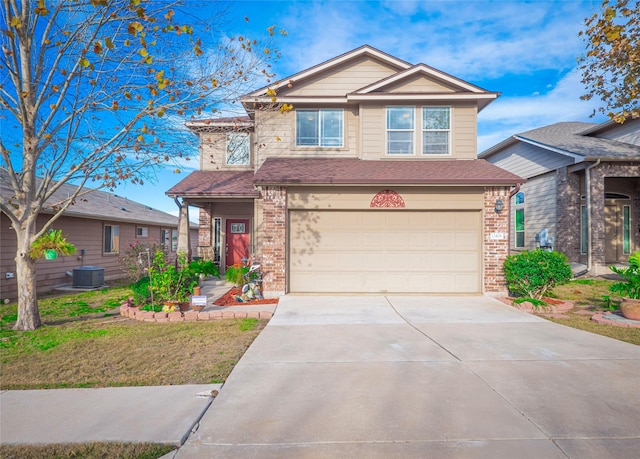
[
  {"left": 130, "top": 276, "right": 151, "bottom": 305},
  {"left": 609, "top": 251, "right": 640, "bottom": 300},
  {"left": 189, "top": 259, "right": 220, "bottom": 279},
  {"left": 119, "top": 240, "right": 165, "bottom": 281},
  {"left": 224, "top": 264, "right": 249, "bottom": 287},
  {"left": 503, "top": 250, "right": 573, "bottom": 303}
]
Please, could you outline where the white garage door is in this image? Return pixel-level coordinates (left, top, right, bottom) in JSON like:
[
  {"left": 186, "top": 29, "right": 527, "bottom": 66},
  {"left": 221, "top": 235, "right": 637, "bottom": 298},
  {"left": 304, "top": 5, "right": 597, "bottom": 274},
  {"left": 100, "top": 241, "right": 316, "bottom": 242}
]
[{"left": 289, "top": 210, "right": 481, "bottom": 293}]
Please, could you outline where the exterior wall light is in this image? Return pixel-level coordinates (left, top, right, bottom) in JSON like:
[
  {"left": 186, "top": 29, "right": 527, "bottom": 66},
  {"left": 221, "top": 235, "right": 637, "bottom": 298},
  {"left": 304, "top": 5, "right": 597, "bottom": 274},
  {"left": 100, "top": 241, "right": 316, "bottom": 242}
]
[{"left": 495, "top": 198, "right": 504, "bottom": 213}]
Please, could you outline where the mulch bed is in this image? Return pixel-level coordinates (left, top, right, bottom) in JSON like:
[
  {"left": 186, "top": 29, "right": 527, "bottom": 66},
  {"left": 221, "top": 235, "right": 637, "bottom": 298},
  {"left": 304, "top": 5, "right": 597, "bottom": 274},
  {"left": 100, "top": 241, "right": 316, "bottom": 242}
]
[{"left": 213, "top": 287, "right": 279, "bottom": 306}]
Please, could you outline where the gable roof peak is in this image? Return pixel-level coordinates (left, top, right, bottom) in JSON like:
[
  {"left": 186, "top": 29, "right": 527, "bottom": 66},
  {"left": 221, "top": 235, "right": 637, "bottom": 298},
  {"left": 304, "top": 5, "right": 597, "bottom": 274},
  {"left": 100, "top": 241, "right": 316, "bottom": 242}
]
[{"left": 244, "top": 44, "right": 412, "bottom": 98}]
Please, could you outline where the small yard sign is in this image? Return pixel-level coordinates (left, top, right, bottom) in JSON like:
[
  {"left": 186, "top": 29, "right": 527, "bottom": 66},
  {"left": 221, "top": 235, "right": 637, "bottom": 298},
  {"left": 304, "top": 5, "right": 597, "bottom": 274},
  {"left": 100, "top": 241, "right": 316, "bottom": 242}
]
[{"left": 191, "top": 295, "right": 207, "bottom": 306}]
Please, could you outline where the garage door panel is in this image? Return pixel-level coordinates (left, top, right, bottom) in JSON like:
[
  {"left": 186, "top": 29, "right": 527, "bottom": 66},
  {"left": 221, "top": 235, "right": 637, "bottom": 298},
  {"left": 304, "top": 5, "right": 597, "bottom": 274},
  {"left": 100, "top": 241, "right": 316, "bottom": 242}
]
[{"left": 289, "top": 210, "right": 481, "bottom": 293}]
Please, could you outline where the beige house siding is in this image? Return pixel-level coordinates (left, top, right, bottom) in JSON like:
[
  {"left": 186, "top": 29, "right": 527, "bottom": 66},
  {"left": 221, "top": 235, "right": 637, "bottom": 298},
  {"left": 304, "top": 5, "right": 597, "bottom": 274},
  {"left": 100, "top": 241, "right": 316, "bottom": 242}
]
[
  {"left": 487, "top": 143, "right": 575, "bottom": 178},
  {"left": 385, "top": 74, "right": 458, "bottom": 93},
  {"left": 253, "top": 107, "right": 359, "bottom": 167},
  {"left": 281, "top": 55, "right": 401, "bottom": 96},
  {"left": 511, "top": 173, "right": 557, "bottom": 251},
  {"left": 287, "top": 186, "right": 484, "bottom": 210},
  {"left": 360, "top": 103, "right": 477, "bottom": 159},
  {"left": 199, "top": 132, "right": 254, "bottom": 172}
]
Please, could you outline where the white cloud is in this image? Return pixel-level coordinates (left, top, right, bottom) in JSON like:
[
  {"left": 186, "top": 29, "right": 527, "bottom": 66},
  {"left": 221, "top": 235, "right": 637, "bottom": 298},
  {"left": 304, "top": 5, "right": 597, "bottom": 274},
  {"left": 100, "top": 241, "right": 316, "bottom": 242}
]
[{"left": 477, "top": 69, "right": 608, "bottom": 152}]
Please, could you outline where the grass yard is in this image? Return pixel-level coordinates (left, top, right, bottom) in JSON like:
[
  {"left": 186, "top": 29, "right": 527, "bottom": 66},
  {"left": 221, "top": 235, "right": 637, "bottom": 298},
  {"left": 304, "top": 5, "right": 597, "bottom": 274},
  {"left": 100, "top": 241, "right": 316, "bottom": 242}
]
[
  {"left": 0, "top": 284, "right": 267, "bottom": 390},
  {"left": 0, "top": 442, "right": 175, "bottom": 459},
  {"left": 547, "top": 278, "right": 640, "bottom": 346}
]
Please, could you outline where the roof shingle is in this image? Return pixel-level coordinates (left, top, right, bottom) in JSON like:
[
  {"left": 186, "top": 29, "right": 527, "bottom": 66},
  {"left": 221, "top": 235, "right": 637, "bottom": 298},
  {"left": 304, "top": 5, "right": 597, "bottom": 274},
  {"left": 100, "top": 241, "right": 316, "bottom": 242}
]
[{"left": 253, "top": 158, "right": 524, "bottom": 185}]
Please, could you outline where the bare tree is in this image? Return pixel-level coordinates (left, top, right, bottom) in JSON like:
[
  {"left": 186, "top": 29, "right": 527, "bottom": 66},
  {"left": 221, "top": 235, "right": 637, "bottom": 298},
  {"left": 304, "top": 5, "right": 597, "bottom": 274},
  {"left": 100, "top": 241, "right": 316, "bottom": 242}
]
[
  {"left": 0, "top": 0, "right": 284, "bottom": 330},
  {"left": 578, "top": 0, "right": 639, "bottom": 122}
]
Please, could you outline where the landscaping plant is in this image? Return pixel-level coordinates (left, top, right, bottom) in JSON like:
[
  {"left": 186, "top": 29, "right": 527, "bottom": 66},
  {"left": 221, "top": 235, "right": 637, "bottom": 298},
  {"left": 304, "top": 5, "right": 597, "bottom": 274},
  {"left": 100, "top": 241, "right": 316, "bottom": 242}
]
[
  {"left": 609, "top": 251, "right": 640, "bottom": 300},
  {"left": 29, "top": 229, "right": 76, "bottom": 260},
  {"left": 119, "top": 240, "right": 165, "bottom": 281},
  {"left": 503, "top": 249, "right": 573, "bottom": 306},
  {"left": 147, "top": 251, "right": 198, "bottom": 304},
  {"left": 224, "top": 264, "right": 250, "bottom": 287}
]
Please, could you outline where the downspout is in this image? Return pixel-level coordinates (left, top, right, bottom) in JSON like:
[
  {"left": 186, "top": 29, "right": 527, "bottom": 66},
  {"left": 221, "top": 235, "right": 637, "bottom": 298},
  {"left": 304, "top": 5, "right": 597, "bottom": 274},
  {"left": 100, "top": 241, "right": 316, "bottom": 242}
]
[{"left": 585, "top": 159, "right": 601, "bottom": 273}]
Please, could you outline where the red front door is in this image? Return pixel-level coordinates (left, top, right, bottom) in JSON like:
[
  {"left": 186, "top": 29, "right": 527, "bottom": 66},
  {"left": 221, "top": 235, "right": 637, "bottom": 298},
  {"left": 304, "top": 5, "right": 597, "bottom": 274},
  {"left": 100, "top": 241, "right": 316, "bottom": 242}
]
[{"left": 225, "top": 219, "right": 250, "bottom": 267}]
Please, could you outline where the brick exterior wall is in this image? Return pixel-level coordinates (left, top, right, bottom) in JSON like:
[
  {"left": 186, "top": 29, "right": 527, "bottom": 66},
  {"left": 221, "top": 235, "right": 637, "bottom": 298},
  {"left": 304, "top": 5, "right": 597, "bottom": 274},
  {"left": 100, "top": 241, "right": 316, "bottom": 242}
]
[
  {"left": 556, "top": 167, "right": 583, "bottom": 261},
  {"left": 483, "top": 186, "right": 511, "bottom": 295},
  {"left": 198, "top": 205, "right": 212, "bottom": 248},
  {"left": 260, "top": 186, "right": 287, "bottom": 297}
]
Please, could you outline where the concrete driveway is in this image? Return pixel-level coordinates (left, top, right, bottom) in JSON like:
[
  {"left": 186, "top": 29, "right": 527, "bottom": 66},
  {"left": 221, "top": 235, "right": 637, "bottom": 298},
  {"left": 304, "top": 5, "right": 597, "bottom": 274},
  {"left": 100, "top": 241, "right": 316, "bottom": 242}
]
[{"left": 175, "top": 295, "right": 640, "bottom": 458}]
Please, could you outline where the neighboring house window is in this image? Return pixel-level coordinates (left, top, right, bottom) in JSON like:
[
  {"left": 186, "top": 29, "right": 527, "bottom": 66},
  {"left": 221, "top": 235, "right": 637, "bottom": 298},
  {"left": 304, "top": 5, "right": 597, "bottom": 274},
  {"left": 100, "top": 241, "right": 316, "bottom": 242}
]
[
  {"left": 387, "top": 106, "right": 414, "bottom": 155},
  {"left": 171, "top": 229, "right": 178, "bottom": 252},
  {"left": 136, "top": 226, "right": 148, "bottom": 237},
  {"left": 161, "top": 228, "right": 170, "bottom": 251},
  {"left": 623, "top": 205, "right": 631, "bottom": 254},
  {"left": 104, "top": 224, "right": 119, "bottom": 254},
  {"left": 422, "top": 107, "right": 450, "bottom": 155},
  {"left": 226, "top": 133, "right": 250, "bottom": 165},
  {"left": 514, "top": 192, "right": 525, "bottom": 249},
  {"left": 296, "top": 110, "right": 343, "bottom": 147},
  {"left": 580, "top": 205, "right": 588, "bottom": 254}
]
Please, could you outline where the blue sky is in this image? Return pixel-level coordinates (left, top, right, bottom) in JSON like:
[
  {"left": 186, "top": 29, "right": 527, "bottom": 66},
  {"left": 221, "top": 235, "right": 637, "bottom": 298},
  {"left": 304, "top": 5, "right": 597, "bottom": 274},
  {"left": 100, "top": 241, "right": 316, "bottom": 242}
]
[{"left": 112, "top": 0, "right": 610, "bottom": 216}]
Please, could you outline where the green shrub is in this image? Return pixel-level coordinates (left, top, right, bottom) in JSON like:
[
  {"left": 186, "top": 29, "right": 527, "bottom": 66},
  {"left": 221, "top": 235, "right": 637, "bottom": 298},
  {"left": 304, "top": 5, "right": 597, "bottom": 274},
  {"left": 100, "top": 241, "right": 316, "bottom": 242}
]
[
  {"left": 609, "top": 251, "right": 640, "bottom": 299},
  {"left": 130, "top": 276, "right": 151, "bottom": 305},
  {"left": 189, "top": 259, "right": 220, "bottom": 279},
  {"left": 503, "top": 250, "right": 573, "bottom": 303},
  {"left": 224, "top": 264, "right": 249, "bottom": 287}
]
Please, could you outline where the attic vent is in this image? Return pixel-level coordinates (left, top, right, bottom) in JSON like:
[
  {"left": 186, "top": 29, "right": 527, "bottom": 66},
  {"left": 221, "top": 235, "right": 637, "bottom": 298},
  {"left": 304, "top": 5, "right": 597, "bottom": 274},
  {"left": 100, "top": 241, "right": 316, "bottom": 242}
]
[{"left": 120, "top": 207, "right": 127, "bottom": 211}]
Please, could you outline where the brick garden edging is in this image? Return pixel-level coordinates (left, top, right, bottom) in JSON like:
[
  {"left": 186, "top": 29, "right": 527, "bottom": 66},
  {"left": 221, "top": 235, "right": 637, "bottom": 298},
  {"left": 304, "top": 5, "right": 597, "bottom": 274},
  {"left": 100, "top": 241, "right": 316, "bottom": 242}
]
[
  {"left": 591, "top": 312, "right": 640, "bottom": 328},
  {"left": 119, "top": 301, "right": 273, "bottom": 323}
]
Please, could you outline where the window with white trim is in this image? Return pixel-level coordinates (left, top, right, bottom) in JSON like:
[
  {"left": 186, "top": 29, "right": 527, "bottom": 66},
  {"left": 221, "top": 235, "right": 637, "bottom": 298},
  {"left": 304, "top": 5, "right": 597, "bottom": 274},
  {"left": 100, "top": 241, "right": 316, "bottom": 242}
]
[
  {"left": 514, "top": 192, "right": 525, "bottom": 249},
  {"left": 422, "top": 107, "right": 450, "bottom": 155},
  {"left": 296, "top": 110, "right": 343, "bottom": 147},
  {"left": 136, "top": 226, "right": 148, "bottom": 237},
  {"left": 104, "top": 224, "right": 119, "bottom": 254},
  {"left": 387, "top": 106, "right": 414, "bottom": 155},
  {"left": 226, "top": 133, "right": 250, "bottom": 165}
]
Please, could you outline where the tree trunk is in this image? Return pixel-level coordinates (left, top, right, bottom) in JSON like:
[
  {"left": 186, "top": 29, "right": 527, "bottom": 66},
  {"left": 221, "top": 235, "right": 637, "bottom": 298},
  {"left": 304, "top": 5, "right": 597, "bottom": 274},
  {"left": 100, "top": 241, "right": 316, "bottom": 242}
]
[{"left": 13, "top": 228, "right": 42, "bottom": 331}]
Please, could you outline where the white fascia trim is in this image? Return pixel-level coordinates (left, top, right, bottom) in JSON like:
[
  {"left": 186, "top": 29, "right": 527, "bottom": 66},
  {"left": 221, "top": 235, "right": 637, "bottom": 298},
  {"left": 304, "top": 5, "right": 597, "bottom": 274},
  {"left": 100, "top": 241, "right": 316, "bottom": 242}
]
[
  {"left": 347, "top": 93, "right": 498, "bottom": 101},
  {"left": 245, "top": 46, "right": 412, "bottom": 97},
  {"left": 242, "top": 96, "right": 348, "bottom": 104},
  {"left": 514, "top": 135, "right": 586, "bottom": 162},
  {"left": 355, "top": 64, "right": 485, "bottom": 94}
]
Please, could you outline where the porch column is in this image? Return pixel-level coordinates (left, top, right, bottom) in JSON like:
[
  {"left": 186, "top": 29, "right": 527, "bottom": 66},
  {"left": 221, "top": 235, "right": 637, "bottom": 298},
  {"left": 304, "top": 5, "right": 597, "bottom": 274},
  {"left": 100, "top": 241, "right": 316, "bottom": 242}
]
[
  {"left": 176, "top": 198, "right": 191, "bottom": 260},
  {"left": 590, "top": 166, "right": 606, "bottom": 274}
]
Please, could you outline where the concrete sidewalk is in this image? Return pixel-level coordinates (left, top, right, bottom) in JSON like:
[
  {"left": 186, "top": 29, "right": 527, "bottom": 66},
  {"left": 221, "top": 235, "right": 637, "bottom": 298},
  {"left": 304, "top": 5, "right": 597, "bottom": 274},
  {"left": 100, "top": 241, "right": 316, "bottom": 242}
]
[
  {"left": 174, "top": 295, "right": 640, "bottom": 458},
  {"left": 0, "top": 385, "right": 220, "bottom": 445}
]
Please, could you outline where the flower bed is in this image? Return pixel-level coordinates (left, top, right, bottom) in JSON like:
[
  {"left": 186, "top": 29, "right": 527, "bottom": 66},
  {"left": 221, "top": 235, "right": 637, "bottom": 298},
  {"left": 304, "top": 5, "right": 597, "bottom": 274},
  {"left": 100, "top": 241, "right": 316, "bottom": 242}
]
[
  {"left": 119, "top": 300, "right": 273, "bottom": 322},
  {"left": 213, "top": 287, "right": 279, "bottom": 307}
]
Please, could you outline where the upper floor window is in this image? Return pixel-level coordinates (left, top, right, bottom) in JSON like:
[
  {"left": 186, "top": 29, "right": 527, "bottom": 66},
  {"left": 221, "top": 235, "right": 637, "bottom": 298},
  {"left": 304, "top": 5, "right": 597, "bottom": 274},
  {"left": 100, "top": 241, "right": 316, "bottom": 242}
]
[
  {"left": 386, "top": 106, "right": 451, "bottom": 155},
  {"left": 296, "top": 110, "right": 343, "bottom": 147},
  {"left": 226, "top": 133, "right": 250, "bottom": 165},
  {"left": 387, "top": 106, "right": 414, "bottom": 155},
  {"left": 422, "top": 107, "right": 450, "bottom": 155},
  {"left": 104, "top": 224, "right": 119, "bottom": 254}
]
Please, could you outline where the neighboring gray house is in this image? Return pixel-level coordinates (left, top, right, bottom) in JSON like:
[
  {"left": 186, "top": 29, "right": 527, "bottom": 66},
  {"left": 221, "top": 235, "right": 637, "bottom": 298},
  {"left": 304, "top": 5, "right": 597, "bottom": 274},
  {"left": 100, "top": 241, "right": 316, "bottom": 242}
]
[{"left": 480, "top": 119, "right": 640, "bottom": 275}]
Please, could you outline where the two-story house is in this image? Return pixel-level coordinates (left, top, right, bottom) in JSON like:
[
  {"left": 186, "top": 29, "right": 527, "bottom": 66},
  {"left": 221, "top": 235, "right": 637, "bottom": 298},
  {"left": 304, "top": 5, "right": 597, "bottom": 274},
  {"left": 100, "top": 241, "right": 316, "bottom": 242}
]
[{"left": 167, "top": 45, "right": 524, "bottom": 297}]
